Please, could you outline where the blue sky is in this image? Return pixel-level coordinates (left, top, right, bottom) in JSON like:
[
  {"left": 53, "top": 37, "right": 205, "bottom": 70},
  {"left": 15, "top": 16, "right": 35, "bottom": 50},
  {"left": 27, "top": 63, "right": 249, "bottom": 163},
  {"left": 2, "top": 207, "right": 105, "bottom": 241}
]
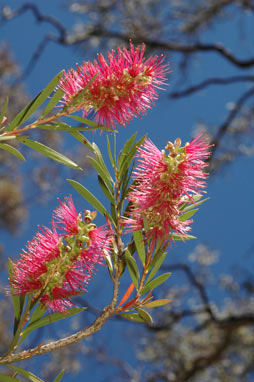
[{"left": 1, "top": 1, "right": 254, "bottom": 381}]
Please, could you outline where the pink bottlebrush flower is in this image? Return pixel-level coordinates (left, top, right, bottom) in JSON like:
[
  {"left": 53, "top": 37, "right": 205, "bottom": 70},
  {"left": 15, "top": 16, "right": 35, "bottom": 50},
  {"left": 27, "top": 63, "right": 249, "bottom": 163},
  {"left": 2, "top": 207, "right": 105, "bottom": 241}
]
[
  {"left": 8, "top": 198, "right": 113, "bottom": 313},
  {"left": 9, "top": 224, "right": 61, "bottom": 296},
  {"left": 80, "top": 226, "right": 113, "bottom": 275},
  {"left": 53, "top": 196, "right": 79, "bottom": 235},
  {"left": 60, "top": 42, "right": 169, "bottom": 129},
  {"left": 125, "top": 134, "right": 211, "bottom": 245}
]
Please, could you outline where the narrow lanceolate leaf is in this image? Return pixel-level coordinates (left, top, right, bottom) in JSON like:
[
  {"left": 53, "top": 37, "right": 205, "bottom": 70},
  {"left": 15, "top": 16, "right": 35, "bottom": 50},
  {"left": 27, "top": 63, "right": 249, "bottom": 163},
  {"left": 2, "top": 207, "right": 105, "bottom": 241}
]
[
  {"left": 179, "top": 209, "right": 198, "bottom": 222},
  {"left": 7, "top": 71, "right": 63, "bottom": 132},
  {"left": 21, "top": 308, "right": 86, "bottom": 342},
  {"left": 133, "top": 230, "right": 146, "bottom": 265},
  {"left": 16, "top": 137, "right": 81, "bottom": 169},
  {"left": 136, "top": 308, "right": 153, "bottom": 323},
  {"left": 98, "top": 176, "right": 115, "bottom": 204},
  {"left": 0, "top": 136, "right": 16, "bottom": 142},
  {"left": 9, "top": 366, "right": 45, "bottom": 382},
  {"left": 92, "top": 142, "right": 113, "bottom": 183},
  {"left": 119, "top": 134, "right": 146, "bottom": 180},
  {"left": 106, "top": 135, "right": 114, "bottom": 167},
  {"left": 41, "top": 88, "right": 65, "bottom": 118},
  {"left": 36, "top": 122, "right": 96, "bottom": 131},
  {"left": 143, "top": 299, "right": 171, "bottom": 308},
  {"left": 67, "top": 115, "right": 114, "bottom": 132},
  {"left": 141, "top": 272, "right": 171, "bottom": 295},
  {"left": 0, "top": 96, "right": 8, "bottom": 124},
  {"left": 146, "top": 252, "right": 167, "bottom": 283},
  {"left": 28, "top": 304, "right": 47, "bottom": 327},
  {"left": 118, "top": 132, "right": 137, "bottom": 170},
  {"left": 0, "top": 375, "right": 23, "bottom": 382},
  {"left": 120, "top": 313, "right": 144, "bottom": 322},
  {"left": 0, "top": 143, "right": 25, "bottom": 161},
  {"left": 69, "top": 131, "right": 94, "bottom": 151},
  {"left": 124, "top": 249, "right": 140, "bottom": 289},
  {"left": 181, "top": 197, "right": 209, "bottom": 212},
  {"left": 105, "top": 251, "right": 114, "bottom": 279},
  {"left": 119, "top": 283, "right": 135, "bottom": 306},
  {"left": 169, "top": 233, "right": 196, "bottom": 241},
  {"left": 88, "top": 155, "right": 114, "bottom": 192},
  {"left": 53, "top": 370, "right": 65, "bottom": 382},
  {"left": 67, "top": 179, "right": 114, "bottom": 225}
]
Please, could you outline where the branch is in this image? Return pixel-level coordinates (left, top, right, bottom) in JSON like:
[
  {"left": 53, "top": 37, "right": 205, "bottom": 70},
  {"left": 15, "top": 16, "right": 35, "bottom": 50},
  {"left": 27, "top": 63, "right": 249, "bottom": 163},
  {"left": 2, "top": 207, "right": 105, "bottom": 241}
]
[
  {"left": 74, "top": 28, "right": 254, "bottom": 69},
  {"left": 210, "top": 86, "right": 254, "bottom": 159},
  {"left": 0, "top": 276, "right": 120, "bottom": 364},
  {"left": 1, "top": 3, "right": 66, "bottom": 41},
  {"left": 162, "top": 263, "right": 217, "bottom": 321},
  {"left": 2, "top": 3, "right": 254, "bottom": 84},
  {"left": 170, "top": 75, "right": 254, "bottom": 99},
  {"left": 182, "top": 330, "right": 233, "bottom": 381}
]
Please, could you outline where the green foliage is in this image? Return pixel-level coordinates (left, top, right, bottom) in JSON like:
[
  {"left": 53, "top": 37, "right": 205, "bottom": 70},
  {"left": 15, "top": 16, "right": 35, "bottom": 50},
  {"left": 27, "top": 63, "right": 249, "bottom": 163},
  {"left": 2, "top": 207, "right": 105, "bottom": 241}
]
[
  {"left": 136, "top": 308, "right": 153, "bottom": 323},
  {"left": 9, "top": 366, "right": 45, "bottom": 382},
  {"left": 20, "top": 308, "right": 86, "bottom": 345},
  {"left": 0, "top": 143, "right": 25, "bottom": 161},
  {"left": 124, "top": 249, "right": 140, "bottom": 289},
  {"left": 53, "top": 370, "right": 65, "bottom": 382},
  {"left": 0, "top": 375, "right": 23, "bottom": 382},
  {"left": 146, "top": 252, "right": 167, "bottom": 283},
  {"left": 143, "top": 299, "right": 171, "bottom": 308},
  {"left": 6, "top": 71, "right": 63, "bottom": 132},
  {"left": 141, "top": 273, "right": 171, "bottom": 295},
  {"left": 133, "top": 230, "right": 146, "bottom": 266},
  {"left": 16, "top": 137, "right": 81, "bottom": 169},
  {"left": 67, "top": 179, "right": 115, "bottom": 225}
]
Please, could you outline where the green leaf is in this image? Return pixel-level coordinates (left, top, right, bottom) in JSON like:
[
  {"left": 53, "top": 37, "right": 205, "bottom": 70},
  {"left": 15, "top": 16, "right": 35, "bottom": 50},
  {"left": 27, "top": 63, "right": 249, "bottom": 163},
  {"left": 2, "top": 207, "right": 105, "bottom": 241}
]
[
  {"left": 36, "top": 122, "right": 98, "bottom": 131},
  {"left": 67, "top": 115, "right": 114, "bottom": 132},
  {"left": 7, "top": 71, "right": 63, "bottom": 131},
  {"left": 53, "top": 370, "right": 65, "bottom": 382},
  {"left": 120, "top": 313, "right": 145, "bottom": 322},
  {"left": 0, "top": 143, "right": 25, "bottom": 161},
  {"left": 118, "top": 132, "right": 137, "bottom": 170},
  {"left": 133, "top": 230, "right": 146, "bottom": 266},
  {"left": 98, "top": 176, "right": 115, "bottom": 204},
  {"left": 91, "top": 143, "right": 113, "bottom": 184},
  {"left": 146, "top": 252, "right": 167, "bottom": 283},
  {"left": 69, "top": 131, "right": 94, "bottom": 151},
  {"left": 0, "top": 375, "right": 23, "bottom": 382},
  {"left": 179, "top": 209, "right": 198, "bottom": 222},
  {"left": 21, "top": 308, "right": 86, "bottom": 341},
  {"left": 41, "top": 88, "right": 64, "bottom": 118},
  {"left": 9, "top": 366, "right": 45, "bottom": 382},
  {"left": 105, "top": 252, "right": 114, "bottom": 279},
  {"left": 141, "top": 272, "right": 171, "bottom": 295},
  {"left": 88, "top": 155, "right": 114, "bottom": 193},
  {"left": 67, "top": 179, "right": 114, "bottom": 225},
  {"left": 136, "top": 308, "right": 153, "bottom": 323},
  {"left": 0, "top": 135, "right": 16, "bottom": 142},
  {"left": 143, "top": 299, "right": 171, "bottom": 308},
  {"left": 124, "top": 249, "right": 140, "bottom": 289},
  {"left": 106, "top": 135, "right": 114, "bottom": 167},
  {"left": 16, "top": 137, "right": 81, "bottom": 169},
  {"left": 29, "top": 304, "right": 47, "bottom": 327},
  {"left": 6, "top": 293, "right": 33, "bottom": 355},
  {"left": 181, "top": 197, "right": 209, "bottom": 212},
  {"left": 0, "top": 96, "right": 8, "bottom": 125},
  {"left": 119, "top": 134, "right": 146, "bottom": 180},
  {"left": 169, "top": 233, "right": 196, "bottom": 241}
]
